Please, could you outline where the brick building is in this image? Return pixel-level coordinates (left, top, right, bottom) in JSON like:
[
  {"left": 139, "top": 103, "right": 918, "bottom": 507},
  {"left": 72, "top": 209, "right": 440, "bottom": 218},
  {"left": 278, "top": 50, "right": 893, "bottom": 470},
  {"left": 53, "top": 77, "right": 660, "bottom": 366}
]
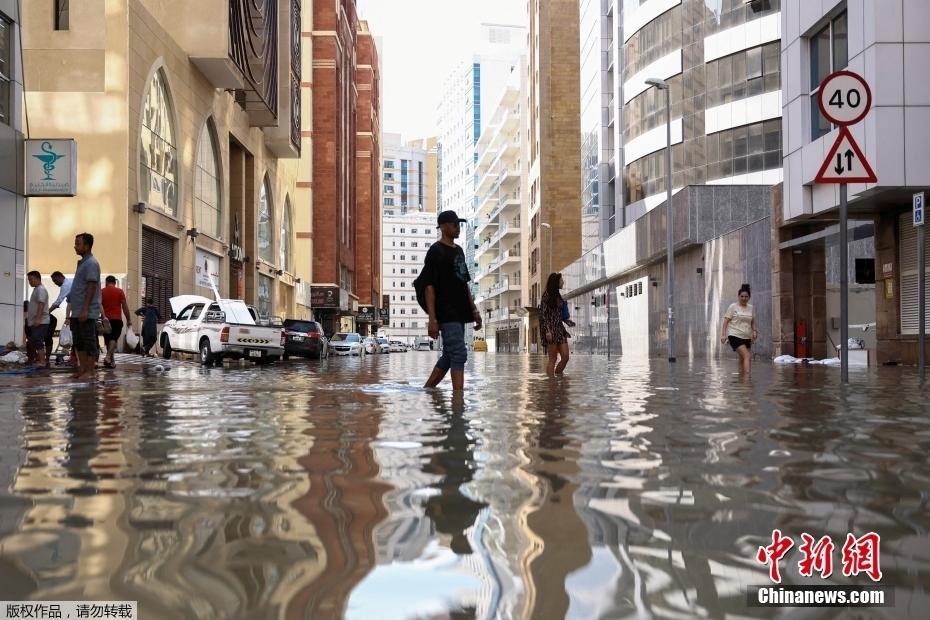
[
  {"left": 310, "top": 1, "right": 381, "bottom": 336},
  {"left": 354, "top": 21, "right": 382, "bottom": 335}
]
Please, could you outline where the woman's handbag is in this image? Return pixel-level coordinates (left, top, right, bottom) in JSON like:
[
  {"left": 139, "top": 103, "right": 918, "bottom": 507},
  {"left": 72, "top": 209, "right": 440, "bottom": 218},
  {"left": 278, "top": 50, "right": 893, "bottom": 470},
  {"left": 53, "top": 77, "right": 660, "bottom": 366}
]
[{"left": 98, "top": 317, "right": 112, "bottom": 335}]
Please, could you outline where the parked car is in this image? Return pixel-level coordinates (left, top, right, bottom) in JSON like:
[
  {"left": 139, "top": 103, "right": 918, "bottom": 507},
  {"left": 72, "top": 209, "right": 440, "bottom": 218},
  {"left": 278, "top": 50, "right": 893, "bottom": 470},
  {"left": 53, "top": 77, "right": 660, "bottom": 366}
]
[
  {"left": 160, "top": 295, "right": 285, "bottom": 365},
  {"left": 330, "top": 333, "right": 365, "bottom": 356},
  {"left": 282, "top": 319, "right": 327, "bottom": 359},
  {"left": 362, "top": 336, "right": 380, "bottom": 355},
  {"left": 389, "top": 340, "right": 406, "bottom": 353},
  {"left": 376, "top": 336, "right": 391, "bottom": 353},
  {"left": 414, "top": 336, "right": 433, "bottom": 351}
]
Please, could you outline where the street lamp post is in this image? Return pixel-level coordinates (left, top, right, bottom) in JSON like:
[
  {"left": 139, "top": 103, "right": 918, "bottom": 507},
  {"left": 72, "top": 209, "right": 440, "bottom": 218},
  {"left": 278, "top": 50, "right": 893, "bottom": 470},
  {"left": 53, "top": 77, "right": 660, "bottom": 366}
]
[{"left": 646, "top": 77, "right": 676, "bottom": 363}]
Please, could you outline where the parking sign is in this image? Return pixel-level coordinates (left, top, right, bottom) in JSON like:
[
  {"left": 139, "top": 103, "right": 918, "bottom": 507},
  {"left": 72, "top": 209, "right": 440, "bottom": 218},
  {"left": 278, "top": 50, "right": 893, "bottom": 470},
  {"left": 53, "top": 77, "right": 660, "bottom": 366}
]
[{"left": 915, "top": 192, "right": 925, "bottom": 227}]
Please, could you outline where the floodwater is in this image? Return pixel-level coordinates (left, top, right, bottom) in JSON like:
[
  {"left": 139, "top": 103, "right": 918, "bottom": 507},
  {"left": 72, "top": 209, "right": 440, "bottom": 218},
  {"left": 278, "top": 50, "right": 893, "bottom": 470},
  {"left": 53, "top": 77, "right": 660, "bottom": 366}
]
[{"left": 0, "top": 353, "right": 928, "bottom": 619}]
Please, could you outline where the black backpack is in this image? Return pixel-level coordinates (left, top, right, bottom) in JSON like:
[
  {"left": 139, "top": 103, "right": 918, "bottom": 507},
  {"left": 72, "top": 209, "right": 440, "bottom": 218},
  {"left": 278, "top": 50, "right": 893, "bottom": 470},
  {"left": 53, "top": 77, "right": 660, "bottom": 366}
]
[{"left": 414, "top": 271, "right": 429, "bottom": 313}]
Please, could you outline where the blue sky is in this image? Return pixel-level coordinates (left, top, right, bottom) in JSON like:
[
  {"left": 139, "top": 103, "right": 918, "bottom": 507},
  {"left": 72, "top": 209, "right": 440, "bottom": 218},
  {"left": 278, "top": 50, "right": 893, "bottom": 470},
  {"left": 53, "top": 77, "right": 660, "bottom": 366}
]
[{"left": 357, "top": 0, "right": 525, "bottom": 141}]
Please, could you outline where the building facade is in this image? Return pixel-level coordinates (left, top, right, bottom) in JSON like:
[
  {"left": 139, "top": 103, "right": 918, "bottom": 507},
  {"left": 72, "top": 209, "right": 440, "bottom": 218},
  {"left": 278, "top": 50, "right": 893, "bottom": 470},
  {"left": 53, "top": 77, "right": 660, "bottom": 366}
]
[
  {"left": 0, "top": 1, "right": 26, "bottom": 345},
  {"left": 526, "top": 0, "right": 583, "bottom": 349},
  {"left": 23, "top": 0, "right": 308, "bottom": 337},
  {"left": 558, "top": 0, "right": 785, "bottom": 358},
  {"left": 774, "top": 0, "right": 930, "bottom": 365},
  {"left": 437, "top": 23, "right": 526, "bottom": 305},
  {"left": 381, "top": 210, "right": 438, "bottom": 345},
  {"left": 382, "top": 133, "right": 436, "bottom": 214},
  {"left": 474, "top": 60, "right": 526, "bottom": 353},
  {"left": 579, "top": 0, "right": 622, "bottom": 252},
  {"left": 355, "top": 20, "right": 382, "bottom": 336}
]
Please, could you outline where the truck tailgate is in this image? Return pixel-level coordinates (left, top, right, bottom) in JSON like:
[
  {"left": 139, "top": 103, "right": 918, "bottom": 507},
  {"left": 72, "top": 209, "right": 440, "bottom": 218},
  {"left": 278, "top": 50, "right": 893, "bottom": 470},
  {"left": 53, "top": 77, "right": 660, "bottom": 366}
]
[{"left": 227, "top": 325, "right": 282, "bottom": 349}]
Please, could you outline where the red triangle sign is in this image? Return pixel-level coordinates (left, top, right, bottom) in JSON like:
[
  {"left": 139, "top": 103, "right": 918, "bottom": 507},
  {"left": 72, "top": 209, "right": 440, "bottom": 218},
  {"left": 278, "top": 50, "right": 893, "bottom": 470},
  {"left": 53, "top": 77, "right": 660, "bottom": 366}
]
[{"left": 815, "top": 127, "right": 877, "bottom": 184}]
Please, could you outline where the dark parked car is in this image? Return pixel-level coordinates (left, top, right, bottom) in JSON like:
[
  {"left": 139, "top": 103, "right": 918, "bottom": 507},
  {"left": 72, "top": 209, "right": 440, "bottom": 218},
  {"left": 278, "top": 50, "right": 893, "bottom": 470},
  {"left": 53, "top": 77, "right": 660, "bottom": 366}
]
[{"left": 282, "top": 320, "right": 328, "bottom": 359}]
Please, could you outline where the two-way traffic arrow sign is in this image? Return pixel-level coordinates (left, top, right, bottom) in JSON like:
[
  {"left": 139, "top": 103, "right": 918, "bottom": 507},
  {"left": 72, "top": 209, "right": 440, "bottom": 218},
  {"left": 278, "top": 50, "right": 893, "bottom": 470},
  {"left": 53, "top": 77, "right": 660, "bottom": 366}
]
[{"left": 814, "top": 126, "right": 877, "bottom": 184}]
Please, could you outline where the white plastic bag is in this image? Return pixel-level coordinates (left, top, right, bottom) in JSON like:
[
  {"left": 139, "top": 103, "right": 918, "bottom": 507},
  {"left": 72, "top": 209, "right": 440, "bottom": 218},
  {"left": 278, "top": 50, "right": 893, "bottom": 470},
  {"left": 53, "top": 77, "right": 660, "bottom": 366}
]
[
  {"left": 58, "top": 324, "right": 73, "bottom": 348},
  {"left": 125, "top": 326, "right": 140, "bottom": 349}
]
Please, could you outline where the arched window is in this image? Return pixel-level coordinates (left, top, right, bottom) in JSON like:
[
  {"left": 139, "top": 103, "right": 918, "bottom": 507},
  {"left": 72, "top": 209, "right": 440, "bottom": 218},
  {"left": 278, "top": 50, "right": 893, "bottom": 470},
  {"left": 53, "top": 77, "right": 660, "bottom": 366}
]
[
  {"left": 139, "top": 68, "right": 178, "bottom": 215},
  {"left": 258, "top": 177, "right": 274, "bottom": 264},
  {"left": 194, "top": 120, "right": 222, "bottom": 239},
  {"left": 280, "top": 197, "right": 292, "bottom": 273}
]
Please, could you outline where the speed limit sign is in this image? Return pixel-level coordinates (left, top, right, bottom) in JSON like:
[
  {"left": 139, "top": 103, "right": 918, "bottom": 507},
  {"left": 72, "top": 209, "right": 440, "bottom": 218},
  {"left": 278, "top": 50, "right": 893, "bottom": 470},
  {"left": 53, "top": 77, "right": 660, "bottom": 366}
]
[{"left": 818, "top": 70, "right": 872, "bottom": 126}]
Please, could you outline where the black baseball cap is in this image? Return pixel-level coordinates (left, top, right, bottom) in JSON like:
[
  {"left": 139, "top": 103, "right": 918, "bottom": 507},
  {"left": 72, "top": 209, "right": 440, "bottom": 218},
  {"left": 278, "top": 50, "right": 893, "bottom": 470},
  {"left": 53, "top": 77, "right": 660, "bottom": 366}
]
[{"left": 437, "top": 210, "right": 468, "bottom": 227}]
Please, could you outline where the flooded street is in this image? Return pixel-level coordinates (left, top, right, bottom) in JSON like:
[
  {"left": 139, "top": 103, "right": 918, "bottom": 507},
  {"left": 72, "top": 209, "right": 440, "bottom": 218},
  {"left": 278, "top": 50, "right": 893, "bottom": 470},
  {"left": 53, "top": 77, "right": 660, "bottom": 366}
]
[{"left": 0, "top": 353, "right": 929, "bottom": 619}]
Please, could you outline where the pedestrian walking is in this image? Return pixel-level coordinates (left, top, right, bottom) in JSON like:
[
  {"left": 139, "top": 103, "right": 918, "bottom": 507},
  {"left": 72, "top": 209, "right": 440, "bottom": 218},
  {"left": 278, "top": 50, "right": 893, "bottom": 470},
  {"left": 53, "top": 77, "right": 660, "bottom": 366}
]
[
  {"left": 539, "top": 272, "right": 572, "bottom": 376},
  {"left": 100, "top": 276, "right": 132, "bottom": 368},
  {"left": 67, "top": 233, "right": 103, "bottom": 381},
  {"left": 134, "top": 298, "right": 161, "bottom": 356},
  {"left": 418, "top": 210, "right": 482, "bottom": 391},
  {"left": 720, "top": 283, "right": 756, "bottom": 373},
  {"left": 49, "top": 270, "right": 73, "bottom": 366},
  {"left": 25, "top": 271, "right": 51, "bottom": 368}
]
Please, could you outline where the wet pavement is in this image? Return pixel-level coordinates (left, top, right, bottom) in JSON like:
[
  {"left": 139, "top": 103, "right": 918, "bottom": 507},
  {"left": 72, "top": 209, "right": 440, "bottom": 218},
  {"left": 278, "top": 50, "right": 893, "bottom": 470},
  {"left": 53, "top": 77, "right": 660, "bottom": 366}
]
[{"left": 0, "top": 352, "right": 928, "bottom": 619}]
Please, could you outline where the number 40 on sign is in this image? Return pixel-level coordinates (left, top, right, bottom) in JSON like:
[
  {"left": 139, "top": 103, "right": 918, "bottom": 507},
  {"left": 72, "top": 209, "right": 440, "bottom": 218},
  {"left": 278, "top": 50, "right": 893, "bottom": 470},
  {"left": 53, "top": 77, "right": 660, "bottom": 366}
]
[{"left": 814, "top": 70, "right": 877, "bottom": 184}]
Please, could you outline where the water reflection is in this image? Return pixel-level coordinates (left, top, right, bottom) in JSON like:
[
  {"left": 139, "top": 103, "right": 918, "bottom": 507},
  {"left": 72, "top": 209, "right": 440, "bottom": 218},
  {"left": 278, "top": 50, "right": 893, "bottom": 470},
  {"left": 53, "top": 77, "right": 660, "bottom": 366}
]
[{"left": 0, "top": 356, "right": 928, "bottom": 618}]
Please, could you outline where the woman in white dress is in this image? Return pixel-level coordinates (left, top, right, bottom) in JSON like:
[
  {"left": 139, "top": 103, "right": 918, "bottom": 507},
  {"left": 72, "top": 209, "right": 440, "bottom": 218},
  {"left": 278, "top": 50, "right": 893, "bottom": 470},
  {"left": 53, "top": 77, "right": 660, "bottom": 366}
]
[{"left": 720, "top": 284, "right": 757, "bottom": 373}]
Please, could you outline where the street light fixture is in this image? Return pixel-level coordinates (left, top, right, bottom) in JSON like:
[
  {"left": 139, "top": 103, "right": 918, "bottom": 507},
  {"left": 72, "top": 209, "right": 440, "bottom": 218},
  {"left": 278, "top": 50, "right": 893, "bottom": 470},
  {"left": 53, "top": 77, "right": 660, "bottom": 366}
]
[{"left": 645, "top": 77, "right": 676, "bottom": 363}]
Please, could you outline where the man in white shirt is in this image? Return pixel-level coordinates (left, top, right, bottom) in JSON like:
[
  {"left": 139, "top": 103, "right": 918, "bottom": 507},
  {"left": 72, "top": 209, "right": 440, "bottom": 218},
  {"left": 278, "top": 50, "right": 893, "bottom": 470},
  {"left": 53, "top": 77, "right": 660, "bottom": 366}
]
[{"left": 48, "top": 270, "right": 73, "bottom": 366}]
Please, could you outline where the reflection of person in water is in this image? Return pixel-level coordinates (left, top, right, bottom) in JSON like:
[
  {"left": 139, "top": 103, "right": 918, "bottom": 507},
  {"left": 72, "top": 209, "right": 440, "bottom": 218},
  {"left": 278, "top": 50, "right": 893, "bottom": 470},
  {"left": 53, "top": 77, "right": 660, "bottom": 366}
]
[
  {"left": 422, "top": 392, "right": 488, "bottom": 555},
  {"left": 63, "top": 388, "right": 100, "bottom": 483}
]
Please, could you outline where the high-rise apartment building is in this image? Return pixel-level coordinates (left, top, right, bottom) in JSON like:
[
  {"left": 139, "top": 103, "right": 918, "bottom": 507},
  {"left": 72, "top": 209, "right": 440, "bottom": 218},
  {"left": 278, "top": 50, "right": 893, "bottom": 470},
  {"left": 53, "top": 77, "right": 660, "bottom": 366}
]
[
  {"left": 474, "top": 59, "right": 526, "bottom": 352},
  {"left": 437, "top": 23, "right": 526, "bottom": 300},
  {"left": 526, "top": 0, "right": 583, "bottom": 346},
  {"left": 382, "top": 134, "right": 437, "bottom": 214},
  {"left": 381, "top": 211, "right": 438, "bottom": 345}
]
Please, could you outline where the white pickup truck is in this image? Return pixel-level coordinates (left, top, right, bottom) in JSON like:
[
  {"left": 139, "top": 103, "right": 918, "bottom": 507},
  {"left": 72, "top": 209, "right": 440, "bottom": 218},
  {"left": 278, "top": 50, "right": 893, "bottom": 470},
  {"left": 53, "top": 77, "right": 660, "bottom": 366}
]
[{"left": 159, "top": 295, "right": 285, "bottom": 365}]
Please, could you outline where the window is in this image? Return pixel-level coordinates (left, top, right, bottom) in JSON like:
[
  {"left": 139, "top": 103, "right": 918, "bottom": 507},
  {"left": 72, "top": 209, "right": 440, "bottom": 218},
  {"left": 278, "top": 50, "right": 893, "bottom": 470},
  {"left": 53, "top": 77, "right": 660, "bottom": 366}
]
[
  {"left": 412, "top": 242, "right": 418, "bottom": 248},
  {"left": 400, "top": 268, "right": 405, "bottom": 274},
  {"left": 400, "top": 282, "right": 406, "bottom": 287},
  {"left": 385, "top": 160, "right": 395, "bottom": 168},
  {"left": 258, "top": 177, "right": 274, "bottom": 263},
  {"left": 400, "top": 308, "right": 406, "bottom": 315},
  {"left": 384, "top": 185, "right": 394, "bottom": 193},
  {"left": 400, "top": 255, "right": 405, "bottom": 261},
  {"left": 412, "top": 308, "right": 418, "bottom": 315},
  {"left": 280, "top": 198, "right": 292, "bottom": 272},
  {"left": 257, "top": 274, "right": 273, "bottom": 318},
  {"left": 810, "top": 11, "right": 848, "bottom": 140},
  {"left": 400, "top": 228, "right": 405, "bottom": 233},
  {"left": 140, "top": 69, "right": 179, "bottom": 215},
  {"left": 412, "top": 268, "right": 418, "bottom": 275},
  {"left": 412, "top": 228, "right": 418, "bottom": 234},
  {"left": 194, "top": 120, "right": 222, "bottom": 239},
  {"left": 54, "top": 0, "right": 69, "bottom": 30},
  {"left": 400, "top": 241, "right": 406, "bottom": 247},
  {"left": 400, "top": 295, "right": 406, "bottom": 301}
]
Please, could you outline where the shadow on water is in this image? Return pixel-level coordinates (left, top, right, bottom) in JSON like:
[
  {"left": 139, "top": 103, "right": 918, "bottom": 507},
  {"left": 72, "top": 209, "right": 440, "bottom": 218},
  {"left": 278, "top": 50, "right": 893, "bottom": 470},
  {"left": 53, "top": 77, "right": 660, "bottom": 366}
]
[{"left": 0, "top": 354, "right": 928, "bottom": 618}]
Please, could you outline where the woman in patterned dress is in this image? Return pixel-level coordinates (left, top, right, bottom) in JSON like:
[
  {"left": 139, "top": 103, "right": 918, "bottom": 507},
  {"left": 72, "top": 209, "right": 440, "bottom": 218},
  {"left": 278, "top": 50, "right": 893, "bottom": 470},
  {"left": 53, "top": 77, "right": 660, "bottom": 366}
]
[{"left": 539, "top": 272, "right": 572, "bottom": 376}]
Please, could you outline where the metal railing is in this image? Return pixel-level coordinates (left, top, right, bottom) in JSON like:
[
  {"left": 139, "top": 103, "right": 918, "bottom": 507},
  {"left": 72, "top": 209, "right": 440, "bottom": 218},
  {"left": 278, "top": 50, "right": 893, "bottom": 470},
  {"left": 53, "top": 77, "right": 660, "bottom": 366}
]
[{"left": 229, "top": 0, "right": 279, "bottom": 116}]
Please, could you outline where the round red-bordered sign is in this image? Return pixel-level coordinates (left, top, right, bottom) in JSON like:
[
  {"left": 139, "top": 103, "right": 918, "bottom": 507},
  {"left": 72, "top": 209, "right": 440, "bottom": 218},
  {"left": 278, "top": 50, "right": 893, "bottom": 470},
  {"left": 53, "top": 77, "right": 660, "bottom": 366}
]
[{"left": 818, "top": 70, "right": 872, "bottom": 126}]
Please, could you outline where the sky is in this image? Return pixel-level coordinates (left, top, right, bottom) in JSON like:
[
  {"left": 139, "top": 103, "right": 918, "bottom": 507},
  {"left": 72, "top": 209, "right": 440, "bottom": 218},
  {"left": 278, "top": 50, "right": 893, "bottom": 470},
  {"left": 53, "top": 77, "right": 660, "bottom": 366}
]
[{"left": 357, "top": 0, "right": 526, "bottom": 142}]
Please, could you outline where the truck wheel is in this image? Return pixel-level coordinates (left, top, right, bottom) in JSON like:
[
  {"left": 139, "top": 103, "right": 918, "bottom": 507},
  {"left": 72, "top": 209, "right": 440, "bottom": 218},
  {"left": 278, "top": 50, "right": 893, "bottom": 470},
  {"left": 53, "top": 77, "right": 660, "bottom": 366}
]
[
  {"left": 161, "top": 335, "right": 172, "bottom": 359},
  {"left": 199, "top": 338, "right": 214, "bottom": 366}
]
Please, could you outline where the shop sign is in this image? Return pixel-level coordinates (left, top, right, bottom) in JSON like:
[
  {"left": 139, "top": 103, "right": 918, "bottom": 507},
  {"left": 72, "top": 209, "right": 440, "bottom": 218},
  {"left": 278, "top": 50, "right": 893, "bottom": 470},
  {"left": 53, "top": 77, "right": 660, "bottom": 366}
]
[
  {"left": 25, "top": 139, "right": 78, "bottom": 197},
  {"left": 379, "top": 308, "right": 390, "bottom": 325},
  {"left": 311, "top": 286, "right": 340, "bottom": 308},
  {"left": 357, "top": 306, "right": 375, "bottom": 322},
  {"left": 195, "top": 249, "right": 221, "bottom": 289}
]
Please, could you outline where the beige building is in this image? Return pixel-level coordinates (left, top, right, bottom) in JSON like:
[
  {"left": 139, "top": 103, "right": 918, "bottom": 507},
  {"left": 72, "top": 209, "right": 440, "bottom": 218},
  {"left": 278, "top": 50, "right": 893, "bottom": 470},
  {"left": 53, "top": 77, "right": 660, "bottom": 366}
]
[
  {"left": 22, "top": 0, "right": 312, "bottom": 329},
  {"left": 474, "top": 59, "right": 526, "bottom": 353},
  {"left": 525, "top": 0, "right": 582, "bottom": 349}
]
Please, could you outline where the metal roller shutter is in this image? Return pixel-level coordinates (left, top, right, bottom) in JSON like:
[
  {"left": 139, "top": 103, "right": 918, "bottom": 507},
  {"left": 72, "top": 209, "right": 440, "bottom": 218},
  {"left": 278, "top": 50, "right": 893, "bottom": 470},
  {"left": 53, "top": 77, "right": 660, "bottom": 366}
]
[
  {"left": 898, "top": 212, "right": 930, "bottom": 334},
  {"left": 142, "top": 228, "right": 175, "bottom": 322}
]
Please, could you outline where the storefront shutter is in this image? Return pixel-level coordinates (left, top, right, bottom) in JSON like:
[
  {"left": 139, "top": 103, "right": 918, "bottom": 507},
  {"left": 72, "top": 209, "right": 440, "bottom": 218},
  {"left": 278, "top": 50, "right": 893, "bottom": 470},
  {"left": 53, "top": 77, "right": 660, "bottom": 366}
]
[
  {"left": 898, "top": 212, "right": 930, "bottom": 334},
  {"left": 142, "top": 228, "right": 175, "bottom": 322}
]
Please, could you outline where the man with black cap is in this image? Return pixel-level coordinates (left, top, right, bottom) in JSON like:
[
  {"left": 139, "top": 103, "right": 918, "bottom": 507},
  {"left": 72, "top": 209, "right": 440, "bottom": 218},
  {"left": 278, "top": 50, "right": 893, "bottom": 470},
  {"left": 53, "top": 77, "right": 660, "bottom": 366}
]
[{"left": 420, "top": 210, "right": 482, "bottom": 391}]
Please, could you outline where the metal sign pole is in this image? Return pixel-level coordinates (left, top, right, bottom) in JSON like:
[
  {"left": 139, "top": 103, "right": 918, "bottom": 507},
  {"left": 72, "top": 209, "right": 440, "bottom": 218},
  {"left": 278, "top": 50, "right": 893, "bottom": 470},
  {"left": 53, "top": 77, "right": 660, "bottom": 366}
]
[
  {"left": 917, "top": 220, "right": 927, "bottom": 382},
  {"left": 840, "top": 183, "right": 849, "bottom": 384}
]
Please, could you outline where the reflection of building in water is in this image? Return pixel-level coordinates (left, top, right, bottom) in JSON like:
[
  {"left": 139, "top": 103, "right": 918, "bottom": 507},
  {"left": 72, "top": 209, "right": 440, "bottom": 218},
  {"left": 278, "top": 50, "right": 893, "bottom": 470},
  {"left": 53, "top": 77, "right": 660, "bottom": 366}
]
[{"left": 287, "top": 386, "right": 389, "bottom": 618}]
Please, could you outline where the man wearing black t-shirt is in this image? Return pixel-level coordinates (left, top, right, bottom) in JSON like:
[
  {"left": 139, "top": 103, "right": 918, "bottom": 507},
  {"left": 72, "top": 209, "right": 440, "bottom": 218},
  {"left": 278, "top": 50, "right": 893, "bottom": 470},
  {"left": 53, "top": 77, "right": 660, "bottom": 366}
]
[{"left": 421, "top": 210, "right": 483, "bottom": 391}]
